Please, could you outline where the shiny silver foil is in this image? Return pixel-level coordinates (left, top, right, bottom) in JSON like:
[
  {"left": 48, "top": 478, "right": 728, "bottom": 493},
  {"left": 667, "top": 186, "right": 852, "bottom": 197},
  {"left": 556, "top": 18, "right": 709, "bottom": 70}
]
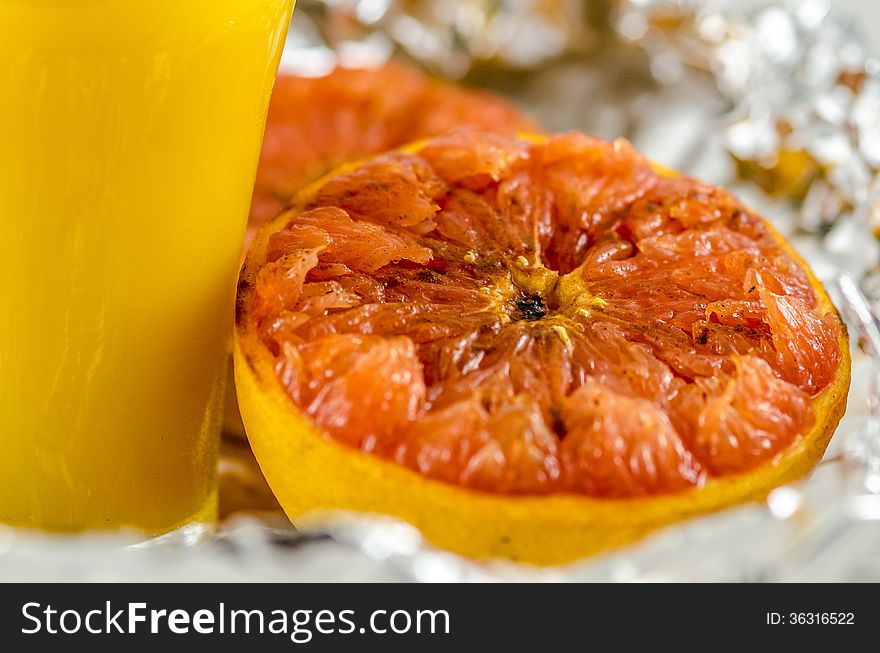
[
  {"left": 279, "top": 0, "right": 606, "bottom": 78},
  {"left": 2, "top": 1, "right": 879, "bottom": 582},
  {"left": 617, "top": 0, "right": 880, "bottom": 245}
]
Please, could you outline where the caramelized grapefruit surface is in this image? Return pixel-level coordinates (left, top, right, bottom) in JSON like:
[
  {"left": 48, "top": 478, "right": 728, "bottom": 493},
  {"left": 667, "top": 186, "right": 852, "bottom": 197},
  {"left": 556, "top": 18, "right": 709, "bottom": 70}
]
[{"left": 238, "top": 131, "right": 847, "bottom": 504}]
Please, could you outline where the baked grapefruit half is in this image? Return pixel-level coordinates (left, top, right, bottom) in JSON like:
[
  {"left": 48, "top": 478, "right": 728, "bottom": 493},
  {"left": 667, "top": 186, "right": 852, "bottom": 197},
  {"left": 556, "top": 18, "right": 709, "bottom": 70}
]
[{"left": 234, "top": 130, "right": 850, "bottom": 565}]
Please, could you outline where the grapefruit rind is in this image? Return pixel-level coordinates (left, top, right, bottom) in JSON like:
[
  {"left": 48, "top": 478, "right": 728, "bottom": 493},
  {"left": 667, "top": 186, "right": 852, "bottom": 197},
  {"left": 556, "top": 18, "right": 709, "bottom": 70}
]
[{"left": 234, "top": 138, "right": 851, "bottom": 566}]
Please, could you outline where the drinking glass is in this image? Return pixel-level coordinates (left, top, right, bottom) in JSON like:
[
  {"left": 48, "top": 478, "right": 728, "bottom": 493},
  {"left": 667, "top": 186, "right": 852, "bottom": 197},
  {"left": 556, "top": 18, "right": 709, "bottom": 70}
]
[{"left": 0, "top": 0, "right": 296, "bottom": 532}]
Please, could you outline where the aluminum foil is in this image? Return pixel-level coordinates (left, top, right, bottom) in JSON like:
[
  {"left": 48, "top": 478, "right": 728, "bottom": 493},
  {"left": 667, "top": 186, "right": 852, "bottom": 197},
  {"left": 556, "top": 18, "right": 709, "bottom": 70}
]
[
  {"left": 617, "top": 0, "right": 880, "bottom": 254},
  {"left": 279, "top": 0, "right": 608, "bottom": 78},
  {"left": 2, "top": 0, "right": 880, "bottom": 582}
]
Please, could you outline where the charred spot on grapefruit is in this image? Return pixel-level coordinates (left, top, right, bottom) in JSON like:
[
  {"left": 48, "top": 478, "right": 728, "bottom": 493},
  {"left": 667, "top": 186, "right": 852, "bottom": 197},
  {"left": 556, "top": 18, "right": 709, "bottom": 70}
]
[{"left": 235, "top": 131, "right": 850, "bottom": 564}]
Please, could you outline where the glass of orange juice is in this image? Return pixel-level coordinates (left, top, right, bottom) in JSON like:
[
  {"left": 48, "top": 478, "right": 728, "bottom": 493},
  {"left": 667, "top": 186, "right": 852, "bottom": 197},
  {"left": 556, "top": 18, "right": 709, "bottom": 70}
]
[{"left": 0, "top": 0, "right": 295, "bottom": 533}]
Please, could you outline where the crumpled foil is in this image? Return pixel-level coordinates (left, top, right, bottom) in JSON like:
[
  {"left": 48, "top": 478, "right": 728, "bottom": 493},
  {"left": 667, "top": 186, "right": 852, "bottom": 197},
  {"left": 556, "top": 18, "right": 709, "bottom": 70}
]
[
  {"left": 2, "top": 1, "right": 880, "bottom": 582},
  {"left": 617, "top": 0, "right": 880, "bottom": 249},
  {"left": 280, "top": 0, "right": 607, "bottom": 78}
]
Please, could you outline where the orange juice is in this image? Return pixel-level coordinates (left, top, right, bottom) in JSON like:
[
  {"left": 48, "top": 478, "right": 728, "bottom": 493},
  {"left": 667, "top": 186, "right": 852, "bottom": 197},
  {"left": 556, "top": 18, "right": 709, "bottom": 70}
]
[{"left": 0, "top": 0, "right": 295, "bottom": 532}]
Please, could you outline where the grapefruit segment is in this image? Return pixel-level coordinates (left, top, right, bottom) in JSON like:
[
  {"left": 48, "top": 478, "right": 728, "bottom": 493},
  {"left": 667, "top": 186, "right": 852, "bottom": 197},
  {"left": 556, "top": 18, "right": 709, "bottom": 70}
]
[
  {"left": 673, "top": 356, "right": 813, "bottom": 475},
  {"left": 760, "top": 290, "right": 843, "bottom": 393},
  {"left": 235, "top": 131, "right": 850, "bottom": 563},
  {"left": 419, "top": 130, "right": 532, "bottom": 187},
  {"left": 560, "top": 379, "right": 705, "bottom": 497},
  {"left": 313, "top": 153, "right": 445, "bottom": 228},
  {"left": 266, "top": 206, "right": 433, "bottom": 274},
  {"left": 302, "top": 335, "right": 425, "bottom": 453}
]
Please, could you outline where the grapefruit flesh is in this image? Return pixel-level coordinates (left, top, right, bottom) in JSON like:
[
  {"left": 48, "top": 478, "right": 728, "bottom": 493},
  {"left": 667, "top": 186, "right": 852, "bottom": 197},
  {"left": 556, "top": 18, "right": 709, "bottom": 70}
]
[{"left": 235, "top": 131, "right": 850, "bottom": 562}]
